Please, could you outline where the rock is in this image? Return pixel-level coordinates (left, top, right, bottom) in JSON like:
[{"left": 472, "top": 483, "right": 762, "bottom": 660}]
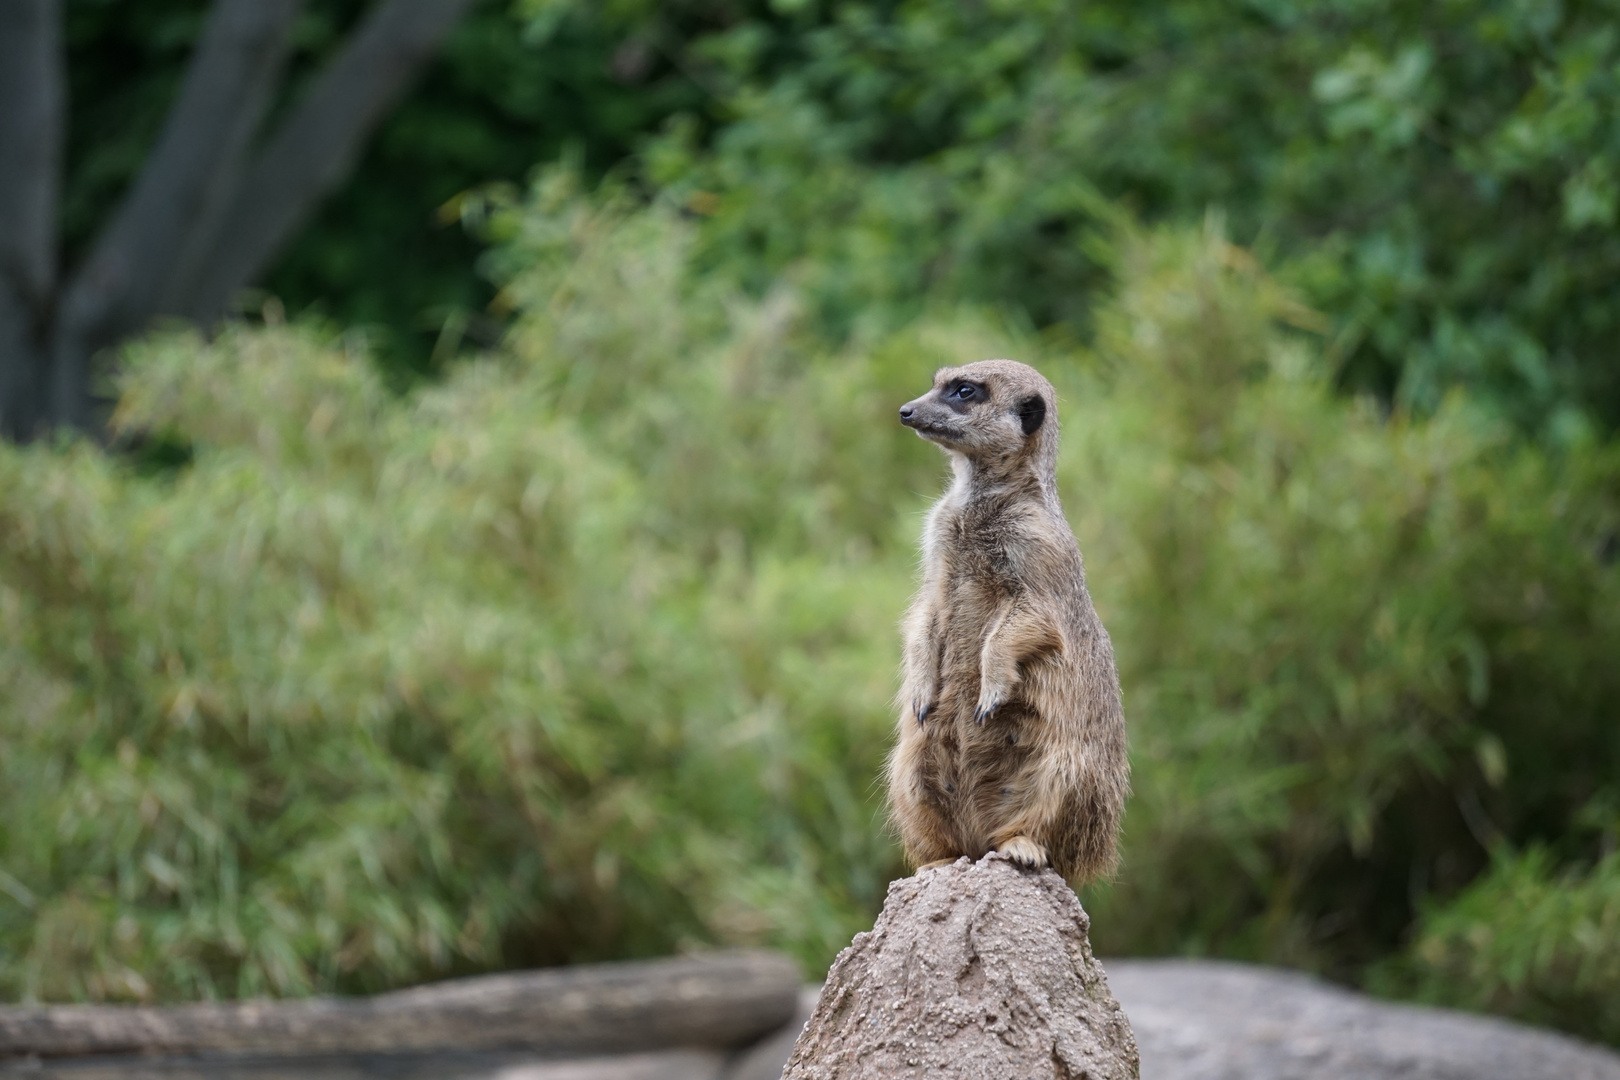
[
  {"left": 0, "top": 951, "right": 800, "bottom": 1060},
  {"left": 781, "top": 853, "right": 1139, "bottom": 1080},
  {"left": 1106, "top": 959, "right": 1620, "bottom": 1080},
  {"left": 0, "top": 1048, "right": 730, "bottom": 1080},
  {"left": 721, "top": 987, "right": 820, "bottom": 1080},
  {"left": 492, "top": 1049, "right": 729, "bottom": 1080}
]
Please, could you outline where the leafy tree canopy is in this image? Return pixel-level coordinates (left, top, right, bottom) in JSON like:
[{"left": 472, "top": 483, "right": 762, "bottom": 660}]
[
  {"left": 588, "top": 0, "right": 1620, "bottom": 437},
  {"left": 70, "top": 0, "right": 1620, "bottom": 433}
]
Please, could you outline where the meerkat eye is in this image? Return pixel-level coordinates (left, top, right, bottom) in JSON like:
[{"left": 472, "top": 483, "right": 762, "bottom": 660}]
[{"left": 953, "top": 384, "right": 977, "bottom": 401}]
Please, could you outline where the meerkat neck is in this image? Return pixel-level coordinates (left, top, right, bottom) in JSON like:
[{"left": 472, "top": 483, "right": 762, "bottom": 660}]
[{"left": 952, "top": 450, "right": 1050, "bottom": 508}]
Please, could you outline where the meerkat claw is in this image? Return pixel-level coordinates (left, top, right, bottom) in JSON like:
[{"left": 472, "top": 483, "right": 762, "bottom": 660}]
[
  {"left": 915, "top": 700, "right": 932, "bottom": 725},
  {"left": 974, "top": 697, "right": 1000, "bottom": 725}
]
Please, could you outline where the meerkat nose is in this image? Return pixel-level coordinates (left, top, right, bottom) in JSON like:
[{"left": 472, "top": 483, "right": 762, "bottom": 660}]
[{"left": 899, "top": 405, "right": 915, "bottom": 421}]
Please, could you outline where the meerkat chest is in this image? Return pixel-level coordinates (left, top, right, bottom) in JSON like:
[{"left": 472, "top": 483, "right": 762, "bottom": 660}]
[
  {"left": 925, "top": 507, "right": 1032, "bottom": 642},
  {"left": 937, "top": 505, "right": 1027, "bottom": 589}
]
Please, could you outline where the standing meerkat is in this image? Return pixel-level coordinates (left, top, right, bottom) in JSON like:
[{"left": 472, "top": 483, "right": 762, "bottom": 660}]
[{"left": 888, "top": 359, "right": 1128, "bottom": 882}]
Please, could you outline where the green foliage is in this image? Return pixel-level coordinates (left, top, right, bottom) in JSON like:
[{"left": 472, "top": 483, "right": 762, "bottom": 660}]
[
  {"left": 73, "top": 0, "right": 1620, "bottom": 427},
  {"left": 1063, "top": 226, "right": 1620, "bottom": 985},
  {"left": 5, "top": 182, "right": 1620, "bottom": 1047},
  {"left": 550, "top": 0, "right": 1620, "bottom": 435},
  {"left": 1376, "top": 846, "right": 1620, "bottom": 1045},
  {"left": 1, "top": 186, "right": 918, "bottom": 1001}
]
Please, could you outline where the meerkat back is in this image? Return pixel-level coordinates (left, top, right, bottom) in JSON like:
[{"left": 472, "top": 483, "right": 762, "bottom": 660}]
[{"left": 885, "top": 359, "right": 1128, "bottom": 884}]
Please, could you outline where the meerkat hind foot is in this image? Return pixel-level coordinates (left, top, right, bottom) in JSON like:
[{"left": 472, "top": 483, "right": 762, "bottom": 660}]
[{"left": 996, "top": 835, "right": 1049, "bottom": 868}]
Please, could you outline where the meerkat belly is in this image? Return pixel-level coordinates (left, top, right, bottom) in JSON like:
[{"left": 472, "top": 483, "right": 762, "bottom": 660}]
[
  {"left": 959, "top": 702, "right": 1042, "bottom": 847},
  {"left": 927, "top": 575, "right": 1046, "bottom": 849},
  {"left": 912, "top": 705, "right": 1041, "bottom": 850}
]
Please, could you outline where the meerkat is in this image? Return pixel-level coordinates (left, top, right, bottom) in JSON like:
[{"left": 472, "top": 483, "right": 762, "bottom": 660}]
[{"left": 887, "top": 359, "right": 1128, "bottom": 882}]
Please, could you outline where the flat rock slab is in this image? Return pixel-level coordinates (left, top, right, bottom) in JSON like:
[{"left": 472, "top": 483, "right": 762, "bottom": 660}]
[
  {"left": 1105, "top": 959, "right": 1620, "bottom": 1080},
  {"left": 0, "top": 1047, "right": 750, "bottom": 1080},
  {"left": 0, "top": 951, "right": 799, "bottom": 1060},
  {"left": 782, "top": 853, "right": 1139, "bottom": 1080}
]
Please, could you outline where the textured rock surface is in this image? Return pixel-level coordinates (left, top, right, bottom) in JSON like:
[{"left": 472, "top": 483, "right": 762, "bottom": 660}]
[
  {"left": 1107, "top": 959, "right": 1620, "bottom": 1080},
  {"left": 781, "top": 853, "right": 1139, "bottom": 1080}
]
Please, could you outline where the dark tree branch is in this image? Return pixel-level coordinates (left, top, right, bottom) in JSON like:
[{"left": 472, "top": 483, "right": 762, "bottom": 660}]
[
  {"left": 0, "top": 0, "right": 63, "bottom": 437},
  {"left": 0, "top": 0, "right": 60, "bottom": 306},
  {"left": 53, "top": 0, "right": 304, "bottom": 424},
  {"left": 2, "top": 0, "right": 475, "bottom": 439},
  {"left": 178, "top": 0, "right": 482, "bottom": 323}
]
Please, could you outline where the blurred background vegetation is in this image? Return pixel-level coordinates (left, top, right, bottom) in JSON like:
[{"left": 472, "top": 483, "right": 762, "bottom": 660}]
[{"left": 3, "top": 0, "right": 1619, "bottom": 1051}]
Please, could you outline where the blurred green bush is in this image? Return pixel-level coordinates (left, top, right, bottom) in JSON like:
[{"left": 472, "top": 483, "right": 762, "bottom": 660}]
[
  {"left": 1374, "top": 845, "right": 1620, "bottom": 1045},
  {"left": 63, "top": 1, "right": 1620, "bottom": 425},
  {"left": 1061, "top": 227, "right": 1620, "bottom": 991},
  {"left": 0, "top": 182, "right": 923, "bottom": 1001},
  {"left": 576, "top": 0, "right": 1620, "bottom": 436},
  {"left": 3, "top": 179, "right": 1619, "bottom": 1046}
]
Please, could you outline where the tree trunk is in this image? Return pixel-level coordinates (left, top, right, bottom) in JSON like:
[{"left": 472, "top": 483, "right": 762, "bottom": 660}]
[
  {"left": 782, "top": 853, "right": 1139, "bottom": 1080},
  {"left": 0, "top": 0, "right": 478, "bottom": 442},
  {"left": 0, "top": 0, "right": 63, "bottom": 439},
  {"left": 175, "top": 0, "right": 481, "bottom": 323},
  {"left": 56, "top": 0, "right": 304, "bottom": 380},
  {"left": 0, "top": 322, "right": 49, "bottom": 441}
]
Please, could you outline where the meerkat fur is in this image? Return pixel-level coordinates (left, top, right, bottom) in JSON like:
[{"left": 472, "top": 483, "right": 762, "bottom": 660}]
[{"left": 887, "top": 359, "right": 1129, "bottom": 882}]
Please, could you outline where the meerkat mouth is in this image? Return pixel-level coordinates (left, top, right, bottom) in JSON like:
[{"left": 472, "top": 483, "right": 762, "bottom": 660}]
[{"left": 903, "top": 419, "right": 954, "bottom": 440}]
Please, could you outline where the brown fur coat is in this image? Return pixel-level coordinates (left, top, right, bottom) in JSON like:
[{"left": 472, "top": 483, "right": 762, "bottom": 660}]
[{"left": 888, "top": 359, "right": 1128, "bottom": 882}]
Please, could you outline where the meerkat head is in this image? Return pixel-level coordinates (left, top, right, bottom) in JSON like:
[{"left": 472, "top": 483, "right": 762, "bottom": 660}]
[{"left": 898, "top": 359, "right": 1058, "bottom": 473}]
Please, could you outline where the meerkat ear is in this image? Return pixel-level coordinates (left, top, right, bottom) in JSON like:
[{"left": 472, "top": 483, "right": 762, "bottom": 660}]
[{"left": 1017, "top": 394, "right": 1046, "bottom": 436}]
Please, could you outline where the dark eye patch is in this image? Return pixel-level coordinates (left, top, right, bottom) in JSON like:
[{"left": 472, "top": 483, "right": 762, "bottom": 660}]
[{"left": 942, "top": 380, "right": 985, "bottom": 412}]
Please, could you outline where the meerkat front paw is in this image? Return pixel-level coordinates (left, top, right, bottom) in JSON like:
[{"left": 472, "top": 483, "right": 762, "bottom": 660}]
[
  {"left": 908, "top": 678, "right": 938, "bottom": 726},
  {"left": 974, "top": 650, "right": 1022, "bottom": 724},
  {"left": 974, "top": 680, "right": 1009, "bottom": 725},
  {"left": 995, "top": 835, "right": 1049, "bottom": 868}
]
